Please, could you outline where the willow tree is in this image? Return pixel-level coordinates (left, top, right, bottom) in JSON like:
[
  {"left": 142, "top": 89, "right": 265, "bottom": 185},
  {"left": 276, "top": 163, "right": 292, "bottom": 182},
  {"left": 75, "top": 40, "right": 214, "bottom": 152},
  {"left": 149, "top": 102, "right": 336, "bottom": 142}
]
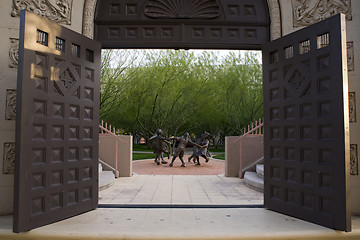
[
  {"left": 100, "top": 49, "right": 144, "bottom": 119},
  {"left": 124, "top": 50, "right": 214, "bottom": 139},
  {"left": 100, "top": 49, "right": 263, "bottom": 144},
  {"left": 213, "top": 51, "right": 263, "bottom": 135}
]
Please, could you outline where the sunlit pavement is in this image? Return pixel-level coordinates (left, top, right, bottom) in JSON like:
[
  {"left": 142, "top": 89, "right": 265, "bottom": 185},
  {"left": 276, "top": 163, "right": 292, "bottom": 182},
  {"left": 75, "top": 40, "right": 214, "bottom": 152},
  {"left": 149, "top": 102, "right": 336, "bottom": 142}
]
[
  {"left": 99, "top": 174, "right": 263, "bottom": 205},
  {"left": 1, "top": 209, "right": 360, "bottom": 239},
  {"left": 2, "top": 175, "right": 360, "bottom": 239}
]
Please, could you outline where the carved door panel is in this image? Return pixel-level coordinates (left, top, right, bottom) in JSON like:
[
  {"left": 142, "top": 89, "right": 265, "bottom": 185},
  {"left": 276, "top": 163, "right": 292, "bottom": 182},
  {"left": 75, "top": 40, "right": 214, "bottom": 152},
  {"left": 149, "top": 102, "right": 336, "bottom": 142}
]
[
  {"left": 263, "top": 14, "right": 351, "bottom": 231},
  {"left": 14, "top": 10, "right": 101, "bottom": 232}
]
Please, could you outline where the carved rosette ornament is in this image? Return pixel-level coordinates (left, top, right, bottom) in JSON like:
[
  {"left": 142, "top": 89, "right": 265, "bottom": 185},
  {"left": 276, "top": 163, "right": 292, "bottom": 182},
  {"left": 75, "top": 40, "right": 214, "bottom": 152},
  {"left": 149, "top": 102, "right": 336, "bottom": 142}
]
[
  {"left": 144, "top": 0, "right": 221, "bottom": 19},
  {"left": 5, "top": 89, "right": 17, "bottom": 120},
  {"left": 350, "top": 144, "right": 359, "bottom": 175},
  {"left": 11, "top": 0, "right": 73, "bottom": 24},
  {"left": 292, "top": 0, "right": 352, "bottom": 27},
  {"left": 347, "top": 41, "right": 354, "bottom": 71},
  {"left": 349, "top": 92, "right": 356, "bottom": 123},
  {"left": 3, "top": 143, "right": 15, "bottom": 174},
  {"left": 9, "top": 38, "right": 19, "bottom": 68}
]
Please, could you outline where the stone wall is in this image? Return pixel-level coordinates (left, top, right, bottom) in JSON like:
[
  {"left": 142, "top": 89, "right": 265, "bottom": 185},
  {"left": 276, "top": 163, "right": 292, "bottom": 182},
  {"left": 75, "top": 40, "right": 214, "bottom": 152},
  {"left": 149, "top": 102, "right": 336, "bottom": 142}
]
[
  {"left": 0, "top": 0, "right": 85, "bottom": 215},
  {"left": 99, "top": 135, "right": 133, "bottom": 177},
  {"left": 0, "top": 0, "right": 21, "bottom": 215},
  {"left": 225, "top": 135, "right": 264, "bottom": 178}
]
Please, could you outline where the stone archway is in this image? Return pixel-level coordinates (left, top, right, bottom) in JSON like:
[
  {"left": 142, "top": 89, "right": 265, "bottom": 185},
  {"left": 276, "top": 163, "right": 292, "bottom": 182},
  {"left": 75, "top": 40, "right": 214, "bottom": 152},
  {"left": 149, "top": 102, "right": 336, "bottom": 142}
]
[{"left": 82, "top": 0, "right": 282, "bottom": 41}]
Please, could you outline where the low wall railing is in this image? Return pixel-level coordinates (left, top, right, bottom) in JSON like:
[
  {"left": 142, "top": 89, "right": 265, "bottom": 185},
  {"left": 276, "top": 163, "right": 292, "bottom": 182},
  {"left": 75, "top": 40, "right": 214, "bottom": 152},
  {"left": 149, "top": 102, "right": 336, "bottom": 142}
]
[
  {"left": 225, "top": 118, "right": 264, "bottom": 178},
  {"left": 99, "top": 120, "right": 127, "bottom": 178},
  {"left": 241, "top": 118, "right": 264, "bottom": 137}
]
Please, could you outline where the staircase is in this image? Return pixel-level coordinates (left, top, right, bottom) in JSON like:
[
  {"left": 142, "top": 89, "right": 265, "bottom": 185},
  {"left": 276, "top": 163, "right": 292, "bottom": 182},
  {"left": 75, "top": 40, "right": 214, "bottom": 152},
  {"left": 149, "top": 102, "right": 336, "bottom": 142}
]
[
  {"left": 97, "top": 120, "right": 120, "bottom": 191},
  {"left": 99, "top": 163, "right": 115, "bottom": 191},
  {"left": 244, "top": 163, "right": 264, "bottom": 192},
  {"left": 236, "top": 119, "right": 264, "bottom": 192},
  {"left": 225, "top": 118, "right": 264, "bottom": 178}
]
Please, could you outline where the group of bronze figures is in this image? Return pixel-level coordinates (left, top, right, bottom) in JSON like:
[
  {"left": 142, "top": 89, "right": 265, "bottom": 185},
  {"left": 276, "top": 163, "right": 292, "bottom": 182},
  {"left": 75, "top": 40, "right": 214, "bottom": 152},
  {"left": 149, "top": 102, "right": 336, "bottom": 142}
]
[{"left": 149, "top": 129, "right": 212, "bottom": 167}]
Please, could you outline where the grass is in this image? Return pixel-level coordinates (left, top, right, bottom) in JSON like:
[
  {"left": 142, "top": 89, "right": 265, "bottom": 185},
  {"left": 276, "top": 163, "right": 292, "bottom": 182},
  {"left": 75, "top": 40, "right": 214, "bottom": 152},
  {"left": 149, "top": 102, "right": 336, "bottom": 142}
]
[
  {"left": 212, "top": 153, "right": 225, "bottom": 160},
  {"left": 208, "top": 147, "right": 225, "bottom": 153},
  {"left": 133, "top": 152, "right": 225, "bottom": 161},
  {"left": 133, "top": 144, "right": 151, "bottom": 151},
  {"left": 133, "top": 152, "right": 156, "bottom": 160},
  {"left": 134, "top": 144, "right": 224, "bottom": 152},
  {"left": 133, "top": 144, "right": 225, "bottom": 160}
]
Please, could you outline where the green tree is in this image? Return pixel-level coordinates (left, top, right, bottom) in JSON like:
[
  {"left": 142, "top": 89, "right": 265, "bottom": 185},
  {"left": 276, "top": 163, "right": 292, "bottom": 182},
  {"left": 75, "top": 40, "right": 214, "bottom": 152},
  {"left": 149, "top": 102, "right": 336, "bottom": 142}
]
[
  {"left": 100, "top": 49, "right": 263, "bottom": 145},
  {"left": 100, "top": 49, "right": 143, "bottom": 119},
  {"left": 126, "top": 50, "right": 213, "bottom": 138},
  {"left": 214, "top": 51, "right": 263, "bottom": 136}
]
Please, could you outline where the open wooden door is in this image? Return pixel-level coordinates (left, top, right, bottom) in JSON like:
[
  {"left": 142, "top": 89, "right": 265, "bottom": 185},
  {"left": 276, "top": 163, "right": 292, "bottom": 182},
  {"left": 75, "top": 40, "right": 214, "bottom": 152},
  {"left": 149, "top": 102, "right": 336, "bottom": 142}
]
[
  {"left": 14, "top": 10, "right": 101, "bottom": 232},
  {"left": 263, "top": 13, "right": 351, "bottom": 231}
]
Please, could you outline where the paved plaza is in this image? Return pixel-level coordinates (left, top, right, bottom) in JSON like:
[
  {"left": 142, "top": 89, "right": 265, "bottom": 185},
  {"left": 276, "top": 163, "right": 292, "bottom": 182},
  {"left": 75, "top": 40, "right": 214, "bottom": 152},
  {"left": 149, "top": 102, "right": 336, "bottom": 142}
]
[
  {"left": 99, "top": 174, "right": 263, "bottom": 205},
  {"left": 2, "top": 174, "right": 360, "bottom": 239}
]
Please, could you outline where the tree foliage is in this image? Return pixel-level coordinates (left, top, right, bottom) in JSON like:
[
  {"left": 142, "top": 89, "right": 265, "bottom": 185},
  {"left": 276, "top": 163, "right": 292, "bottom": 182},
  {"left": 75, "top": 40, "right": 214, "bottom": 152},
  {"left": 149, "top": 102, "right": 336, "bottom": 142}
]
[{"left": 100, "top": 49, "right": 263, "bottom": 144}]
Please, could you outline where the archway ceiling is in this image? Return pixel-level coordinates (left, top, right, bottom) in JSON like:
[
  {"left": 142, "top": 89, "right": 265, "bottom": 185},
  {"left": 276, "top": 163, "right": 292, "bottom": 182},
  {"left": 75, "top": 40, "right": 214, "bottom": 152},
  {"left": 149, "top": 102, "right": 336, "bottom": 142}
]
[{"left": 94, "top": 0, "right": 270, "bottom": 49}]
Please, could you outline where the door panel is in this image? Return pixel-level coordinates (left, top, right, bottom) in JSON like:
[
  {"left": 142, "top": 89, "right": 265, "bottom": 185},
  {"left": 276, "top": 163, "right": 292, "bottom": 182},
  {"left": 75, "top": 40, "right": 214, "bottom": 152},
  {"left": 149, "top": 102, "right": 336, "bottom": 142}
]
[
  {"left": 263, "top": 14, "right": 350, "bottom": 231},
  {"left": 14, "top": 10, "right": 101, "bottom": 232}
]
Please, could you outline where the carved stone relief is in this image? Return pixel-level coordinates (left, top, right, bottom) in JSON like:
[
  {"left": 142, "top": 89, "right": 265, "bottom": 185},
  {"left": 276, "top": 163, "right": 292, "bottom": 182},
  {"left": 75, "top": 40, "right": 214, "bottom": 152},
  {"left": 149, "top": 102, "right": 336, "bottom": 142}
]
[
  {"left": 347, "top": 41, "right": 354, "bottom": 71},
  {"left": 292, "top": 0, "right": 352, "bottom": 27},
  {"left": 11, "top": 0, "right": 73, "bottom": 24},
  {"left": 83, "top": 0, "right": 97, "bottom": 39},
  {"left": 267, "top": 0, "right": 282, "bottom": 40},
  {"left": 5, "top": 89, "right": 16, "bottom": 120},
  {"left": 349, "top": 92, "right": 356, "bottom": 123},
  {"left": 3, "top": 143, "right": 15, "bottom": 174},
  {"left": 9, "top": 38, "right": 19, "bottom": 68},
  {"left": 351, "top": 144, "right": 358, "bottom": 175},
  {"left": 144, "top": 0, "right": 221, "bottom": 19}
]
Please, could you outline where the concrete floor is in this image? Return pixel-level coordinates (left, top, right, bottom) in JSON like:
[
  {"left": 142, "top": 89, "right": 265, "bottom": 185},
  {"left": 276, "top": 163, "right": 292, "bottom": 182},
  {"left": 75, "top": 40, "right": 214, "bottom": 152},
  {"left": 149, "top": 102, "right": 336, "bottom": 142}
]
[
  {"left": 2, "top": 175, "right": 360, "bottom": 239},
  {"left": 99, "top": 174, "right": 263, "bottom": 205},
  {"left": 1, "top": 208, "right": 360, "bottom": 239}
]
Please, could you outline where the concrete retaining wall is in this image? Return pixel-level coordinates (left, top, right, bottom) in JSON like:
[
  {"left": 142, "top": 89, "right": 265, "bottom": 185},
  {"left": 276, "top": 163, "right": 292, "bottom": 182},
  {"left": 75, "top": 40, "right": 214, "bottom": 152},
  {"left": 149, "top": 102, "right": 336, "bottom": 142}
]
[
  {"left": 99, "top": 134, "right": 132, "bottom": 177},
  {"left": 225, "top": 135, "right": 264, "bottom": 178}
]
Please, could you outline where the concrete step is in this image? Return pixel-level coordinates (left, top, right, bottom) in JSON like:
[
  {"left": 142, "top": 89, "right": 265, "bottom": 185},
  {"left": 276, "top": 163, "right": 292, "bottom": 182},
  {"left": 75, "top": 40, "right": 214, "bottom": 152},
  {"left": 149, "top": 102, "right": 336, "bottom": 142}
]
[
  {"left": 244, "top": 171, "right": 264, "bottom": 192},
  {"left": 99, "top": 170, "right": 115, "bottom": 191},
  {"left": 256, "top": 164, "right": 264, "bottom": 178}
]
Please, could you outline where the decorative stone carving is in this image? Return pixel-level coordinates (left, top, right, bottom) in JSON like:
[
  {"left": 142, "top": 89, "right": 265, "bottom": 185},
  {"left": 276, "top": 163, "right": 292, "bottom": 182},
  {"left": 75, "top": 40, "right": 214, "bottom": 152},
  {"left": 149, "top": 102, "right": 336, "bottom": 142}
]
[
  {"left": 292, "top": 0, "right": 352, "bottom": 27},
  {"left": 11, "top": 0, "right": 73, "bottom": 25},
  {"left": 267, "top": 0, "right": 282, "bottom": 40},
  {"left": 347, "top": 41, "right": 354, "bottom": 71},
  {"left": 5, "top": 89, "right": 17, "bottom": 120},
  {"left": 349, "top": 92, "right": 356, "bottom": 122},
  {"left": 83, "top": 0, "right": 97, "bottom": 39},
  {"left": 144, "top": 0, "right": 221, "bottom": 19},
  {"left": 9, "top": 38, "right": 19, "bottom": 68},
  {"left": 83, "top": 0, "right": 282, "bottom": 41},
  {"left": 3, "top": 143, "right": 15, "bottom": 174},
  {"left": 350, "top": 144, "right": 358, "bottom": 175}
]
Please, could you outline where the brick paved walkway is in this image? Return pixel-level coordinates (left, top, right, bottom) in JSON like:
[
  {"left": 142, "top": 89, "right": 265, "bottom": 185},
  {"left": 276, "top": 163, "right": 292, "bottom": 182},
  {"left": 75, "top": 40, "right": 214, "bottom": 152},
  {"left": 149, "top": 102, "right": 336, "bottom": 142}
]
[{"left": 132, "top": 155, "right": 225, "bottom": 175}]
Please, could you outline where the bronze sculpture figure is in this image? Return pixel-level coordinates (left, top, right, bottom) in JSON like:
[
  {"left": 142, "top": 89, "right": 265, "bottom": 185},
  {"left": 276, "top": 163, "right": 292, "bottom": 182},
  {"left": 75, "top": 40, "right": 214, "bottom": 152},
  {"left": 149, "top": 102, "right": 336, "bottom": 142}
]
[
  {"left": 188, "top": 132, "right": 212, "bottom": 165},
  {"left": 169, "top": 132, "right": 203, "bottom": 167},
  {"left": 149, "top": 129, "right": 171, "bottom": 165}
]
